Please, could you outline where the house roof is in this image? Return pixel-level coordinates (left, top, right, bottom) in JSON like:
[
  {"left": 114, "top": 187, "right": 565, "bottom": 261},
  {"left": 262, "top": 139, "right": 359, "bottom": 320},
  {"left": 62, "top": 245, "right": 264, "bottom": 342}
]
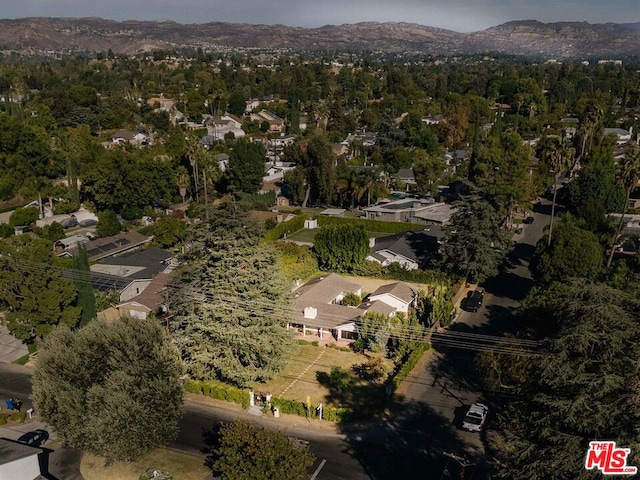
[
  {"left": 358, "top": 300, "right": 396, "bottom": 317},
  {"left": 369, "top": 281, "right": 416, "bottom": 304},
  {"left": 294, "top": 274, "right": 362, "bottom": 305},
  {"left": 96, "top": 247, "right": 173, "bottom": 278},
  {"left": 371, "top": 227, "right": 445, "bottom": 264},
  {"left": 119, "top": 272, "right": 170, "bottom": 311},
  {"left": 70, "top": 231, "right": 152, "bottom": 261},
  {"left": 0, "top": 437, "right": 42, "bottom": 466},
  {"left": 396, "top": 168, "right": 415, "bottom": 180}
]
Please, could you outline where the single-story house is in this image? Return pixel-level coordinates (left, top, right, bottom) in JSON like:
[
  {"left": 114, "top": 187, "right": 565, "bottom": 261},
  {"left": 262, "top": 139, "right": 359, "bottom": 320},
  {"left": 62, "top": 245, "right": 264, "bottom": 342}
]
[
  {"left": 110, "top": 130, "right": 147, "bottom": 146},
  {"left": 116, "top": 273, "right": 170, "bottom": 320},
  {"left": 290, "top": 274, "right": 363, "bottom": 342},
  {"left": 367, "top": 226, "right": 445, "bottom": 270},
  {"left": 396, "top": 168, "right": 417, "bottom": 186},
  {"left": 365, "top": 282, "right": 417, "bottom": 314},
  {"left": 604, "top": 127, "right": 633, "bottom": 144},
  {"left": 0, "top": 438, "right": 44, "bottom": 480},
  {"left": 363, "top": 198, "right": 456, "bottom": 225},
  {"left": 66, "top": 231, "right": 152, "bottom": 262}
]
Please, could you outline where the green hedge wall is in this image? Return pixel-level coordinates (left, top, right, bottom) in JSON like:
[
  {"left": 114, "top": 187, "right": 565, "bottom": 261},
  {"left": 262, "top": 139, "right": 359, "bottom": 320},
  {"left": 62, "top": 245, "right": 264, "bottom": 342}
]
[
  {"left": 184, "top": 380, "right": 251, "bottom": 409},
  {"left": 316, "top": 216, "right": 422, "bottom": 234},
  {"left": 264, "top": 214, "right": 309, "bottom": 242},
  {"left": 270, "top": 396, "right": 354, "bottom": 422},
  {"left": 390, "top": 343, "right": 429, "bottom": 392}
]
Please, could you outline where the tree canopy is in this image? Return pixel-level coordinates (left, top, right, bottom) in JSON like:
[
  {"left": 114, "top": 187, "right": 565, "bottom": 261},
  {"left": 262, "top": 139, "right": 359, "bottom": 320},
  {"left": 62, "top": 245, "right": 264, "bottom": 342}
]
[
  {"left": 530, "top": 215, "right": 603, "bottom": 283},
  {"left": 313, "top": 224, "right": 369, "bottom": 272},
  {"left": 491, "top": 279, "right": 640, "bottom": 479},
  {"left": 169, "top": 202, "right": 294, "bottom": 387},
  {"left": 207, "top": 419, "right": 315, "bottom": 480},
  {"left": 0, "top": 238, "right": 80, "bottom": 340},
  {"left": 32, "top": 316, "right": 184, "bottom": 463},
  {"left": 439, "top": 192, "right": 510, "bottom": 283}
]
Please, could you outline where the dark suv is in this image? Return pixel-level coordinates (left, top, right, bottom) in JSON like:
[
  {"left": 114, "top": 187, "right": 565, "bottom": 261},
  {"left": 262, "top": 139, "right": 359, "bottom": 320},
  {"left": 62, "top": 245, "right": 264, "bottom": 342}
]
[{"left": 463, "top": 288, "right": 485, "bottom": 312}]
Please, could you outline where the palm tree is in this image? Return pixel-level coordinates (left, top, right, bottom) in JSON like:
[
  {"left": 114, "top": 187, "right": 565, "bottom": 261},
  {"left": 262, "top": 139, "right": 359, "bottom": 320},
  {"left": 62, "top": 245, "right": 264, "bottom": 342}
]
[
  {"left": 606, "top": 147, "right": 640, "bottom": 268},
  {"left": 175, "top": 166, "right": 190, "bottom": 203},
  {"left": 546, "top": 138, "right": 575, "bottom": 247}
]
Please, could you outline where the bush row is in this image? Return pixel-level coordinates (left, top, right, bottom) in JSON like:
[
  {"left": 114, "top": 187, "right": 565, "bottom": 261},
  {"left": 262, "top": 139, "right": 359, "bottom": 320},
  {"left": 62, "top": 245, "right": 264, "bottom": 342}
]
[
  {"left": 184, "top": 380, "right": 250, "bottom": 409},
  {"left": 316, "top": 215, "right": 422, "bottom": 234},
  {"left": 0, "top": 411, "right": 26, "bottom": 425},
  {"left": 389, "top": 343, "right": 429, "bottom": 392},
  {"left": 352, "top": 261, "right": 454, "bottom": 287},
  {"left": 264, "top": 214, "right": 310, "bottom": 242},
  {"left": 269, "top": 396, "right": 353, "bottom": 422}
]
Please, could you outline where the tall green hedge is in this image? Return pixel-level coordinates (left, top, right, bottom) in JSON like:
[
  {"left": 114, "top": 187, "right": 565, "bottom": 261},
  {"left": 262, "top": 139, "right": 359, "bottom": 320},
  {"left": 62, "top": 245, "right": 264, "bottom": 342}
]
[
  {"left": 389, "top": 343, "right": 429, "bottom": 392},
  {"left": 184, "top": 380, "right": 250, "bottom": 409},
  {"left": 270, "top": 396, "right": 354, "bottom": 422},
  {"left": 316, "top": 216, "right": 422, "bottom": 234},
  {"left": 264, "top": 214, "right": 309, "bottom": 242}
]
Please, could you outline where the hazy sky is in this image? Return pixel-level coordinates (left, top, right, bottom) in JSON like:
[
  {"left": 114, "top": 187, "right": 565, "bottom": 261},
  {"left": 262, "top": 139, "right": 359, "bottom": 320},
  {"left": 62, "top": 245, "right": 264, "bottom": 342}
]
[{"left": 3, "top": 0, "right": 639, "bottom": 32}]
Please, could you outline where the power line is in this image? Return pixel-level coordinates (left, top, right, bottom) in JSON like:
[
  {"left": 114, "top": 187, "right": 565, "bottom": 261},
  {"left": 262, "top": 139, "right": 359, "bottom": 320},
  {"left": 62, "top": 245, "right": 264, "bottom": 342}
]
[{"left": 0, "top": 254, "right": 541, "bottom": 356}]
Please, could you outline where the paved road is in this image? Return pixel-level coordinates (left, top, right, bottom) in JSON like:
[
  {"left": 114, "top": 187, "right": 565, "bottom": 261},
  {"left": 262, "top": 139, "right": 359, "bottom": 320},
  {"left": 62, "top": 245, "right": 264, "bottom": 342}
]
[{"left": 384, "top": 197, "right": 553, "bottom": 479}]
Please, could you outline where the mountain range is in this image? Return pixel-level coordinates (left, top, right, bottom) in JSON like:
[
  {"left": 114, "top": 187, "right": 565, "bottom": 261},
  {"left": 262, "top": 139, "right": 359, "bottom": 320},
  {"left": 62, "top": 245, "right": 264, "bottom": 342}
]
[{"left": 1, "top": 17, "right": 639, "bottom": 59}]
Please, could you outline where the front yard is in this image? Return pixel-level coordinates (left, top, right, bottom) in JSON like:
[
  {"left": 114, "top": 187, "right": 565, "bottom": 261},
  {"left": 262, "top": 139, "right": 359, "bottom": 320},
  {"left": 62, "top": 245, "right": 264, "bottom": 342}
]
[{"left": 256, "top": 343, "right": 394, "bottom": 408}]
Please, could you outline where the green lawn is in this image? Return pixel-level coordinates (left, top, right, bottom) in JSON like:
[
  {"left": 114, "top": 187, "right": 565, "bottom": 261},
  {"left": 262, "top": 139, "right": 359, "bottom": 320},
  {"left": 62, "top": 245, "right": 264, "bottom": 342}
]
[
  {"left": 80, "top": 448, "right": 209, "bottom": 480},
  {"left": 256, "top": 344, "right": 392, "bottom": 408}
]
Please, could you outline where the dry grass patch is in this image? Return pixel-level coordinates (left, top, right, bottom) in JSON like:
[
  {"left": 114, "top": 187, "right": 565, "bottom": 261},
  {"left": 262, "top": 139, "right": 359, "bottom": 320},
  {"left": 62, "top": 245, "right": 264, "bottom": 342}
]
[
  {"left": 257, "top": 343, "right": 392, "bottom": 407},
  {"left": 80, "top": 448, "right": 209, "bottom": 480}
]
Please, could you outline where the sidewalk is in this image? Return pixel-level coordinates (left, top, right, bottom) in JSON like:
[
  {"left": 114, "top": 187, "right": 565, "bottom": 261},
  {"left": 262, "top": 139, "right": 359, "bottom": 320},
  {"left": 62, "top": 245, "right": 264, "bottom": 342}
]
[{"left": 186, "top": 393, "right": 341, "bottom": 434}]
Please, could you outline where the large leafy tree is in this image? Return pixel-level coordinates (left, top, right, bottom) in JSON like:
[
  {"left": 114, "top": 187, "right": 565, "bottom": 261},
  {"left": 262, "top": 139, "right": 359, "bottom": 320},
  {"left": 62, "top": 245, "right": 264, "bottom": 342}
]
[
  {"left": 491, "top": 280, "right": 640, "bottom": 479},
  {"left": 32, "top": 317, "right": 184, "bottom": 463},
  {"left": 0, "top": 238, "right": 81, "bottom": 340},
  {"left": 439, "top": 192, "right": 510, "bottom": 283},
  {"left": 207, "top": 419, "right": 315, "bottom": 480},
  {"left": 169, "top": 202, "right": 294, "bottom": 387},
  {"left": 313, "top": 224, "right": 369, "bottom": 272},
  {"left": 530, "top": 215, "right": 603, "bottom": 283}
]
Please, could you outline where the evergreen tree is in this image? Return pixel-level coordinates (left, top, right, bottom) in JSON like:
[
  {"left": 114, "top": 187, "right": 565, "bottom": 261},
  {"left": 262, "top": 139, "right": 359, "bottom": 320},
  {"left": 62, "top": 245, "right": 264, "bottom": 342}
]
[
  {"left": 439, "top": 192, "right": 510, "bottom": 283},
  {"left": 72, "top": 243, "right": 96, "bottom": 325},
  {"left": 313, "top": 224, "right": 370, "bottom": 272},
  {"left": 491, "top": 280, "right": 640, "bottom": 479},
  {"left": 0, "top": 238, "right": 81, "bottom": 340},
  {"left": 169, "top": 202, "right": 294, "bottom": 387},
  {"left": 32, "top": 317, "right": 184, "bottom": 463}
]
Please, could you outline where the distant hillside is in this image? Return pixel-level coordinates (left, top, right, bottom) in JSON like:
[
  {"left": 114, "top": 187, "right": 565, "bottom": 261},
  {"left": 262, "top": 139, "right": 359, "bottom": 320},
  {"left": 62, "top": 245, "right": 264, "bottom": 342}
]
[{"left": 0, "top": 17, "right": 638, "bottom": 58}]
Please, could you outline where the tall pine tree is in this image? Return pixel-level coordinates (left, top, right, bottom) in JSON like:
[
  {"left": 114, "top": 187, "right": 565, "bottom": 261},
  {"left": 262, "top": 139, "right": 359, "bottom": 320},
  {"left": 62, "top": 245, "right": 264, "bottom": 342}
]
[{"left": 169, "top": 201, "right": 294, "bottom": 387}]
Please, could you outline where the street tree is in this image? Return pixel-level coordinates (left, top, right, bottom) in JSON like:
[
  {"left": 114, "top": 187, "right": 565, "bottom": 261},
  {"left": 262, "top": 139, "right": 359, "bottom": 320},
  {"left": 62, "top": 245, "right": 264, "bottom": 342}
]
[
  {"left": 32, "top": 317, "right": 184, "bottom": 463},
  {"left": 313, "top": 224, "right": 369, "bottom": 272},
  {"left": 207, "top": 419, "right": 315, "bottom": 480},
  {"left": 530, "top": 215, "right": 603, "bottom": 283},
  {"left": 0, "top": 238, "right": 81, "bottom": 340},
  {"left": 439, "top": 193, "right": 510, "bottom": 284},
  {"left": 491, "top": 279, "right": 640, "bottom": 479},
  {"left": 169, "top": 201, "right": 294, "bottom": 387}
]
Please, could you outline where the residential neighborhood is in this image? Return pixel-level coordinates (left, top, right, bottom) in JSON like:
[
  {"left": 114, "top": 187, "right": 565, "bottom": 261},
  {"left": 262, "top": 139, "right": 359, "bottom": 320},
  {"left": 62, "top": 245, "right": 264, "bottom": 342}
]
[{"left": 0, "top": 17, "right": 639, "bottom": 480}]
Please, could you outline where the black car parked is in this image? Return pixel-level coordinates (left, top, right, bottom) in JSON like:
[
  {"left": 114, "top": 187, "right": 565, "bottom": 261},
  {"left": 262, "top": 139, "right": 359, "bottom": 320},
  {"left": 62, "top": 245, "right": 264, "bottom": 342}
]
[
  {"left": 17, "top": 429, "right": 49, "bottom": 447},
  {"left": 463, "top": 288, "right": 485, "bottom": 312}
]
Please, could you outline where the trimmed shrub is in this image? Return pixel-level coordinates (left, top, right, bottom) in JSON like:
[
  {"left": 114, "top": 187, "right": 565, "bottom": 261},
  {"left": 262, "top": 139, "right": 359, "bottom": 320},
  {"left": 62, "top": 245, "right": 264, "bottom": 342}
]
[
  {"left": 390, "top": 343, "right": 429, "bottom": 392},
  {"left": 9, "top": 412, "right": 26, "bottom": 423},
  {"left": 184, "top": 380, "right": 250, "bottom": 409},
  {"left": 264, "top": 214, "right": 309, "bottom": 242},
  {"left": 316, "top": 215, "right": 422, "bottom": 234}
]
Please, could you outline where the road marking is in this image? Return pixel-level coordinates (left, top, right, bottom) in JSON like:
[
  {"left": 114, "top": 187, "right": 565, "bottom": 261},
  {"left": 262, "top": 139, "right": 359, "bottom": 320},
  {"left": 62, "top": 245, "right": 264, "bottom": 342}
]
[{"left": 310, "top": 459, "right": 327, "bottom": 480}]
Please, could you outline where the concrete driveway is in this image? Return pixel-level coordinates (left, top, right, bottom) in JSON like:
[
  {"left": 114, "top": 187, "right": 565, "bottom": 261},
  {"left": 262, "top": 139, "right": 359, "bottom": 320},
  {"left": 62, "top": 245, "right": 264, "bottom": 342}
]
[{"left": 0, "top": 325, "right": 28, "bottom": 363}]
